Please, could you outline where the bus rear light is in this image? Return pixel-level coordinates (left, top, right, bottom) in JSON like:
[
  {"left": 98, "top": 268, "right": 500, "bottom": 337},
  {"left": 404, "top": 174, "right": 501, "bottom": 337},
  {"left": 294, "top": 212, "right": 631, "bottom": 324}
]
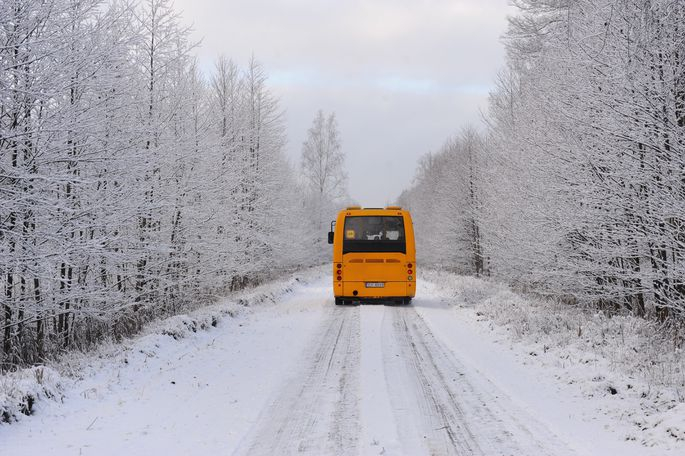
[
  {"left": 337, "top": 263, "right": 342, "bottom": 269},
  {"left": 336, "top": 269, "right": 342, "bottom": 275},
  {"left": 408, "top": 276, "right": 413, "bottom": 281},
  {"left": 407, "top": 263, "right": 413, "bottom": 268},
  {"left": 337, "top": 276, "right": 342, "bottom": 281},
  {"left": 408, "top": 269, "right": 413, "bottom": 275}
]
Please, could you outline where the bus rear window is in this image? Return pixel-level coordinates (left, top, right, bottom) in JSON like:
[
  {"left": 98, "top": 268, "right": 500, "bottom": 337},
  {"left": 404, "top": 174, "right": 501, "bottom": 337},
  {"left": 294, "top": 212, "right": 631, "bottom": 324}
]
[{"left": 343, "top": 216, "right": 406, "bottom": 254}]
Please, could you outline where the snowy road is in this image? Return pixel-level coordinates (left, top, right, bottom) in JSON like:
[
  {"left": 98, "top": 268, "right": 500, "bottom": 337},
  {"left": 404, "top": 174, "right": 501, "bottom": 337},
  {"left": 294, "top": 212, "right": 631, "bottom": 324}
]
[
  {"left": 0, "top": 274, "right": 662, "bottom": 455},
  {"left": 235, "top": 297, "right": 576, "bottom": 456}
]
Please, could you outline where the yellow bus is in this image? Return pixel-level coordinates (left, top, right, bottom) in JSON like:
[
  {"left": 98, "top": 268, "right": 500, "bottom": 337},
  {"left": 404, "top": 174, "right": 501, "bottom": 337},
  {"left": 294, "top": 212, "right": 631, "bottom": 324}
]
[{"left": 328, "top": 206, "right": 416, "bottom": 305}]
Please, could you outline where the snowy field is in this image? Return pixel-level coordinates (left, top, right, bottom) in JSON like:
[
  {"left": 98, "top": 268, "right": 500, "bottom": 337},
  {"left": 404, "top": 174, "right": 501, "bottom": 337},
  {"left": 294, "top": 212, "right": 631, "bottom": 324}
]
[{"left": 1, "top": 269, "right": 683, "bottom": 455}]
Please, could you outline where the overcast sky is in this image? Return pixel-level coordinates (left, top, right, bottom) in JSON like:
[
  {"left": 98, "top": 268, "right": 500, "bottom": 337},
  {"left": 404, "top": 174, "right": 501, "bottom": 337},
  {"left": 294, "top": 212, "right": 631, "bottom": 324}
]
[{"left": 175, "top": 0, "right": 514, "bottom": 206}]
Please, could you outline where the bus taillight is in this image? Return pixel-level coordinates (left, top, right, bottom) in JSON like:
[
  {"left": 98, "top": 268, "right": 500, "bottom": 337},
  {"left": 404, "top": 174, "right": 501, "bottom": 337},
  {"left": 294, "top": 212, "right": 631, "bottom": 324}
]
[{"left": 337, "top": 275, "right": 342, "bottom": 281}]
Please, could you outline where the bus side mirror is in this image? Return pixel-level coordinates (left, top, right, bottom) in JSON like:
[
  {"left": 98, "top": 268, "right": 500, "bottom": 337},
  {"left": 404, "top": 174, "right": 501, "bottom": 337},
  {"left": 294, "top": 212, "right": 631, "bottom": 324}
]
[{"left": 328, "top": 220, "right": 336, "bottom": 244}]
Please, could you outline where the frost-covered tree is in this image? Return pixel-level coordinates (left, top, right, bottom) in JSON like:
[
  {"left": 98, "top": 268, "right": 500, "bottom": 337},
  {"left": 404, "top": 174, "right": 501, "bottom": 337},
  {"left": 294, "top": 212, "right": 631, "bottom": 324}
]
[
  {"left": 0, "top": 0, "right": 143, "bottom": 363},
  {"left": 301, "top": 110, "right": 346, "bottom": 207},
  {"left": 399, "top": 129, "right": 486, "bottom": 276},
  {"left": 0, "top": 0, "right": 316, "bottom": 368},
  {"left": 402, "top": 0, "right": 685, "bottom": 321},
  {"left": 300, "top": 110, "right": 347, "bottom": 260}
]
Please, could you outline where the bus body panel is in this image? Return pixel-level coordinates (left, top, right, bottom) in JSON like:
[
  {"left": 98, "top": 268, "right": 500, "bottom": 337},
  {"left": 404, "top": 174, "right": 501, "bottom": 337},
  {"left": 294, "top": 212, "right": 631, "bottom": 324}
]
[
  {"left": 341, "top": 253, "right": 406, "bottom": 281},
  {"left": 332, "top": 208, "right": 416, "bottom": 301}
]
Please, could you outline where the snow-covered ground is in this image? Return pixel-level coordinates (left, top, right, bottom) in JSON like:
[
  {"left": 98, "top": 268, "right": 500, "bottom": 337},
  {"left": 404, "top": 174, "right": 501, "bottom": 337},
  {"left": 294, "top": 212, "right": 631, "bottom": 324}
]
[
  {"left": 1, "top": 270, "right": 682, "bottom": 455},
  {"left": 421, "top": 269, "right": 685, "bottom": 453}
]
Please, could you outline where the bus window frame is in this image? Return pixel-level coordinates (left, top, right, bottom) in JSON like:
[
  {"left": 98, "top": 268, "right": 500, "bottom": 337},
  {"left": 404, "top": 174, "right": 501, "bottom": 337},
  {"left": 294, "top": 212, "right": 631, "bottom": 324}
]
[{"left": 341, "top": 215, "right": 407, "bottom": 254}]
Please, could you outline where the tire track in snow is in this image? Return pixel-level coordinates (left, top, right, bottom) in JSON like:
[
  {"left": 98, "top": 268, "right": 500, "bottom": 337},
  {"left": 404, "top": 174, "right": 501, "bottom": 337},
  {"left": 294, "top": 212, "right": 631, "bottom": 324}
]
[
  {"left": 388, "top": 305, "right": 575, "bottom": 456},
  {"left": 386, "top": 306, "right": 483, "bottom": 455},
  {"left": 236, "top": 305, "right": 360, "bottom": 456}
]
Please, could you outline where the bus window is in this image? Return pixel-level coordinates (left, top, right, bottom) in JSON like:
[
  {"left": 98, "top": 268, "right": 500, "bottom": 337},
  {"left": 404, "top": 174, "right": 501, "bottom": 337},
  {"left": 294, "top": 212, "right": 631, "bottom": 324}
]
[{"left": 343, "top": 216, "right": 406, "bottom": 253}]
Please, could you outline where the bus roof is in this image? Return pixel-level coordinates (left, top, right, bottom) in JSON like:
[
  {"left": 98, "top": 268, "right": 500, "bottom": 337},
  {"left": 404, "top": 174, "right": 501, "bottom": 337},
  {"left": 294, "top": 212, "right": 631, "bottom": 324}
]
[{"left": 344, "top": 206, "right": 403, "bottom": 211}]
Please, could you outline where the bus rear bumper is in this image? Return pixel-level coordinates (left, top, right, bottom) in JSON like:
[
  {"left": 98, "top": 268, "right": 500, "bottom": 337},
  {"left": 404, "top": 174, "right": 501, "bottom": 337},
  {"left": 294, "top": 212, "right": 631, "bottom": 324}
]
[
  {"left": 335, "top": 296, "right": 412, "bottom": 305},
  {"left": 335, "top": 281, "right": 415, "bottom": 300}
]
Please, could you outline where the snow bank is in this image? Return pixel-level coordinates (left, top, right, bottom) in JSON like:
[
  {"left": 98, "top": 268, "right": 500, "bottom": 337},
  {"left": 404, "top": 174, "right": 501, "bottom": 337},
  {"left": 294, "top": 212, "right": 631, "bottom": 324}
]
[
  {"left": 0, "top": 366, "right": 64, "bottom": 423},
  {"left": 0, "top": 266, "right": 327, "bottom": 424},
  {"left": 421, "top": 269, "right": 685, "bottom": 451}
]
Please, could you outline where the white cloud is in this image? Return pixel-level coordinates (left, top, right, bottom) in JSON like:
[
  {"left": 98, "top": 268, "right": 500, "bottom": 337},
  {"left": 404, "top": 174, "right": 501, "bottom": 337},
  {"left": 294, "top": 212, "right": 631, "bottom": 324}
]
[{"left": 175, "top": 0, "right": 514, "bottom": 204}]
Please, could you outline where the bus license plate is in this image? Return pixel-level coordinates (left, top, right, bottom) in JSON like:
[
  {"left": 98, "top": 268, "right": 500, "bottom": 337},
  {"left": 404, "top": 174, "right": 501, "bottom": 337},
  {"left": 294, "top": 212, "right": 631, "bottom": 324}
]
[{"left": 365, "top": 282, "right": 385, "bottom": 288}]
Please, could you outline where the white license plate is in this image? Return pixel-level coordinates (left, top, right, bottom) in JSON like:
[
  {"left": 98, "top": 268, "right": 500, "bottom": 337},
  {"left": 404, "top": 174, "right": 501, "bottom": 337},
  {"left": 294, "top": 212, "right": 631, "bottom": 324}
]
[{"left": 365, "top": 282, "right": 385, "bottom": 288}]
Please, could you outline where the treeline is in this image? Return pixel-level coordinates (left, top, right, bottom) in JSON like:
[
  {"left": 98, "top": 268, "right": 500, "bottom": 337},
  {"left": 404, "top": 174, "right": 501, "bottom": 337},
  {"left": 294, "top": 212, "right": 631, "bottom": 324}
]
[
  {"left": 400, "top": 0, "right": 685, "bottom": 319},
  {"left": 0, "top": 0, "right": 313, "bottom": 368}
]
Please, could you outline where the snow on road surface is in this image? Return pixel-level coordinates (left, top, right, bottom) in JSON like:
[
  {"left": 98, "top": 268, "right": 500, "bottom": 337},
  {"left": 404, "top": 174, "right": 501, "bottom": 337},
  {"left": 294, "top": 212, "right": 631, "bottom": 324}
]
[{"left": 0, "top": 273, "right": 671, "bottom": 455}]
